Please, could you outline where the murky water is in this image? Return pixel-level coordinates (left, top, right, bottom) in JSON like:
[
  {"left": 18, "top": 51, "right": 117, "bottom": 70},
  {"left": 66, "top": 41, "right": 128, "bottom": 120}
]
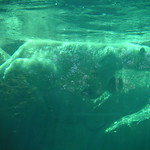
[{"left": 0, "top": 1, "right": 150, "bottom": 150}]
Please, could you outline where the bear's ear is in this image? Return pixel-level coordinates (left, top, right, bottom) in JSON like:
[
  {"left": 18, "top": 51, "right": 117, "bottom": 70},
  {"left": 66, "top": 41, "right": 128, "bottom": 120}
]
[{"left": 139, "top": 47, "right": 146, "bottom": 56}]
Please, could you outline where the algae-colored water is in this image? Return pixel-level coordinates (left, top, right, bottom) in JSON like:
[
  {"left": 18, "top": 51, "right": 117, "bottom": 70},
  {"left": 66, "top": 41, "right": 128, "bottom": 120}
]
[{"left": 0, "top": 0, "right": 150, "bottom": 150}]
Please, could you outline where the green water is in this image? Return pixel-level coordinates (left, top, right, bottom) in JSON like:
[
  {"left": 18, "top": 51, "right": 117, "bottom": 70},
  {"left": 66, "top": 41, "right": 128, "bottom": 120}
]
[{"left": 0, "top": 0, "right": 150, "bottom": 150}]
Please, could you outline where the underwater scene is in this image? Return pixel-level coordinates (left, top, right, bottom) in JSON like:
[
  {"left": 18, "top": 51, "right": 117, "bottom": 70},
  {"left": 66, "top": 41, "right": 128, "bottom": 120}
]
[{"left": 0, "top": 0, "right": 150, "bottom": 150}]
